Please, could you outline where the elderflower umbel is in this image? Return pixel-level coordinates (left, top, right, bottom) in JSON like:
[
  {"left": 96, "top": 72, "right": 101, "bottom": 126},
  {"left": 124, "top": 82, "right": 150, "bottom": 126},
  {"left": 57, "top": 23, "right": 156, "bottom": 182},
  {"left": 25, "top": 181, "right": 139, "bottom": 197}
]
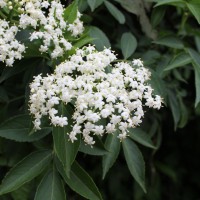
[
  {"left": 19, "top": 0, "right": 83, "bottom": 58},
  {"left": 29, "top": 46, "right": 162, "bottom": 145},
  {"left": 0, "top": 0, "right": 84, "bottom": 66},
  {"left": 0, "top": 20, "right": 25, "bottom": 66}
]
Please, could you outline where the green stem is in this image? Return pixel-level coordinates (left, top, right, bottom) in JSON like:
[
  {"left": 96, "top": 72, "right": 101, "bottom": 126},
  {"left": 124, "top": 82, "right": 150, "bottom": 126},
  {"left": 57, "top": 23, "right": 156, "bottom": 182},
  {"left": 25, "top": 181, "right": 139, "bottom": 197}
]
[{"left": 0, "top": 11, "right": 7, "bottom": 19}]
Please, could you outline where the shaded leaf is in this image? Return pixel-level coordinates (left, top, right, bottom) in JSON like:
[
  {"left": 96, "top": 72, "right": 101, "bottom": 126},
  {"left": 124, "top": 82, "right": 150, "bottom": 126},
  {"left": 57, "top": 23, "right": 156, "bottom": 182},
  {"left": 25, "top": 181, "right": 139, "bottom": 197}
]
[
  {"left": 104, "top": 1, "right": 125, "bottom": 24},
  {"left": 53, "top": 104, "right": 80, "bottom": 177},
  {"left": 188, "top": 48, "right": 200, "bottom": 107},
  {"left": 89, "top": 26, "right": 110, "bottom": 50},
  {"left": 195, "top": 36, "right": 200, "bottom": 53},
  {"left": 164, "top": 53, "right": 192, "bottom": 71},
  {"left": 121, "top": 32, "right": 137, "bottom": 59},
  {"left": 128, "top": 128, "right": 156, "bottom": 149},
  {"left": 148, "top": 69, "right": 167, "bottom": 100},
  {"left": 178, "top": 97, "right": 188, "bottom": 128},
  {"left": 11, "top": 183, "right": 32, "bottom": 200},
  {"left": 0, "top": 59, "right": 42, "bottom": 83},
  {"left": 87, "top": 0, "right": 103, "bottom": 11},
  {"left": 79, "top": 137, "right": 108, "bottom": 156},
  {"left": 186, "top": 0, "right": 200, "bottom": 24},
  {"left": 117, "top": 0, "right": 157, "bottom": 39},
  {"left": 0, "top": 150, "right": 52, "bottom": 195},
  {"left": 155, "top": 0, "right": 184, "bottom": 7},
  {"left": 153, "top": 36, "right": 184, "bottom": 49},
  {"left": 122, "top": 138, "right": 146, "bottom": 193},
  {"left": 56, "top": 159, "right": 102, "bottom": 200},
  {"left": 151, "top": 6, "right": 166, "bottom": 27},
  {"left": 167, "top": 89, "right": 181, "bottom": 129},
  {"left": 102, "top": 130, "right": 121, "bottom": 179},
  {"left": 0, "top": 115, "right": 51, "bottom": 142},
  {"left": 34, "top": 169, "right": 66, "bottom": 200}
]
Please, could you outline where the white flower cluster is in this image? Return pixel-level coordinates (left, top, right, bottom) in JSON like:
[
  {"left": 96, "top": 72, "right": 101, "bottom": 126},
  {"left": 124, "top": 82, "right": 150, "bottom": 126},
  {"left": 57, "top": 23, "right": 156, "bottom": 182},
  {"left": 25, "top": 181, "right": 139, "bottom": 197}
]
[
  {"left": 0, "top": 0, "right": 84, "bottom": 65},
  {"left": 29, "top": 46, "right": 162, "bottom": 145},
  {"left": 0, "top": 0, "right": 6, "bottom": 8},
  {"left": 0, "top": 20, "right": 26, "bottom": 66}
]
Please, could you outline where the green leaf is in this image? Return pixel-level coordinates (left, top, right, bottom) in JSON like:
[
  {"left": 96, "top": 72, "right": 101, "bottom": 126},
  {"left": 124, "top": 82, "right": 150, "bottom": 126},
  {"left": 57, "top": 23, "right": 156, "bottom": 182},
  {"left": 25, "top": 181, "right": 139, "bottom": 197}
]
[
  {"left": 188, "top": 48, "right": 200, "bottom": 107},
  {"left": 153, "top": 36, "right": 184, "bottom": 49},
  {"left": 56, "top": 160, "right": 103, "bottom": 200},
  {"left": 0, "top": 150, "right": 52, "bottom": 195},
  {"left": 63, "top": 0, "right": 78, "bottom": 24},
  {"left": 89, "top": 26, "right": 110, "bottom": 50},
  {"left": 178, "top": 97, "right": 188, "bottom": 128},
  {"left": 173, "top": 69, "right": 187, "bottom": 83},
  {"left": 102, "top": 130, "right": 121, "bottom": 179},
  {"left": 73, "top": 36, "right": 94, "bottom": 48},
  {"left": 195, "top": 36, "right": 200, "bottom": 53},
  {"left": 151, "top": 6, "right": 166, "bottom": 28},
  {"left": 122, "top": 138, "right": 146, "bottom": 193},
  {"left": 148, "top": 69, "right": 167, "bottom": 100},
  {"left": 104, "top": 1, "right": 125, "bottom": 24},
  {"left": 128, "top": 128, "right": 156, "bottom": 149},
  {"left": 116, "top": 0, "right": 157, "bottom": 39},
  {"left": 186, "top": 0, "right": 200, "bottom": 24},
  {"left": 34, "top": 169, "right": 66, "bottom": 200},
  {"left": 11, "top": 183, "right": 32, "bottom": 200},
  {"left": 167, "top": 89, "right": 181, "bottom": 129},
  {"left": 155, "top": 0, "right": 184, "bottom": 7},
  {"left": 164, "top": 53, "right": 192, "bottom": 71},
  {"left": 0, "top": 115, "right": 51, "bottom": 142},
  {"left": 0, "top": 58, "right": 42, "bottom": 83},
  {"left": 79, "top": 136, "right": 108, "bottom": 156},
  {"left": 52, "top": 104, "right": 80, "bottom": 177},
  {"left": 121, "top": 32, "right": 137, "bottom": 59},
  {"left": 87, "top": 0, "right": 103, "bottom": 11}
]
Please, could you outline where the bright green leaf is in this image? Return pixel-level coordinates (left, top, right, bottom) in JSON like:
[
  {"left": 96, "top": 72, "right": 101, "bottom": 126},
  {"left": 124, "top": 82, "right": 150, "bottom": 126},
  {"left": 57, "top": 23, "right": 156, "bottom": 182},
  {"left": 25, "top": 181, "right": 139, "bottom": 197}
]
[
  {"left": 0, "top": 115, "right": 51, "bottom": 142},
  {"left": 63, "top": 0, "right": 78, "bottom": 24},
  {"left": 73, "top": 36, "right": 94, "bottom": 48},
  {"left": 128, "top": 128, "right": 156, "bottom": 149},
  {"left": 104, "top": 1, "right": 125, "bottom": 24},
  {"left": 89, "top": 26, "right": 110, "bottom": 50},
  {"left": 0, "top": 150, "right": 52, "bottom": 195},
  {"left": 186, "top": 0, "right": 200, "bottom": 24},
  {"left": 164, "top": 53, "right": 192, "bottom": 71},
  {"left": 87, "top": 0, "right": 103, "bottom": 11},
  {"left": 121, "top": 32, "right": 137, "bottom": 59},
  {"left": 34, "top": 169, "right": 66, "bottom": 200},
  {"left": 122, "top": 138, "right": 146, "bottom": 193},
  {"left": 56, "top": 160, "right": 103, "bottom": 200},
  {"left": 153, "top": 36, "right": 184, "bottom": 49},
  {"left": 102, "top": 130, "right": 121, "bottom": 179}
]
